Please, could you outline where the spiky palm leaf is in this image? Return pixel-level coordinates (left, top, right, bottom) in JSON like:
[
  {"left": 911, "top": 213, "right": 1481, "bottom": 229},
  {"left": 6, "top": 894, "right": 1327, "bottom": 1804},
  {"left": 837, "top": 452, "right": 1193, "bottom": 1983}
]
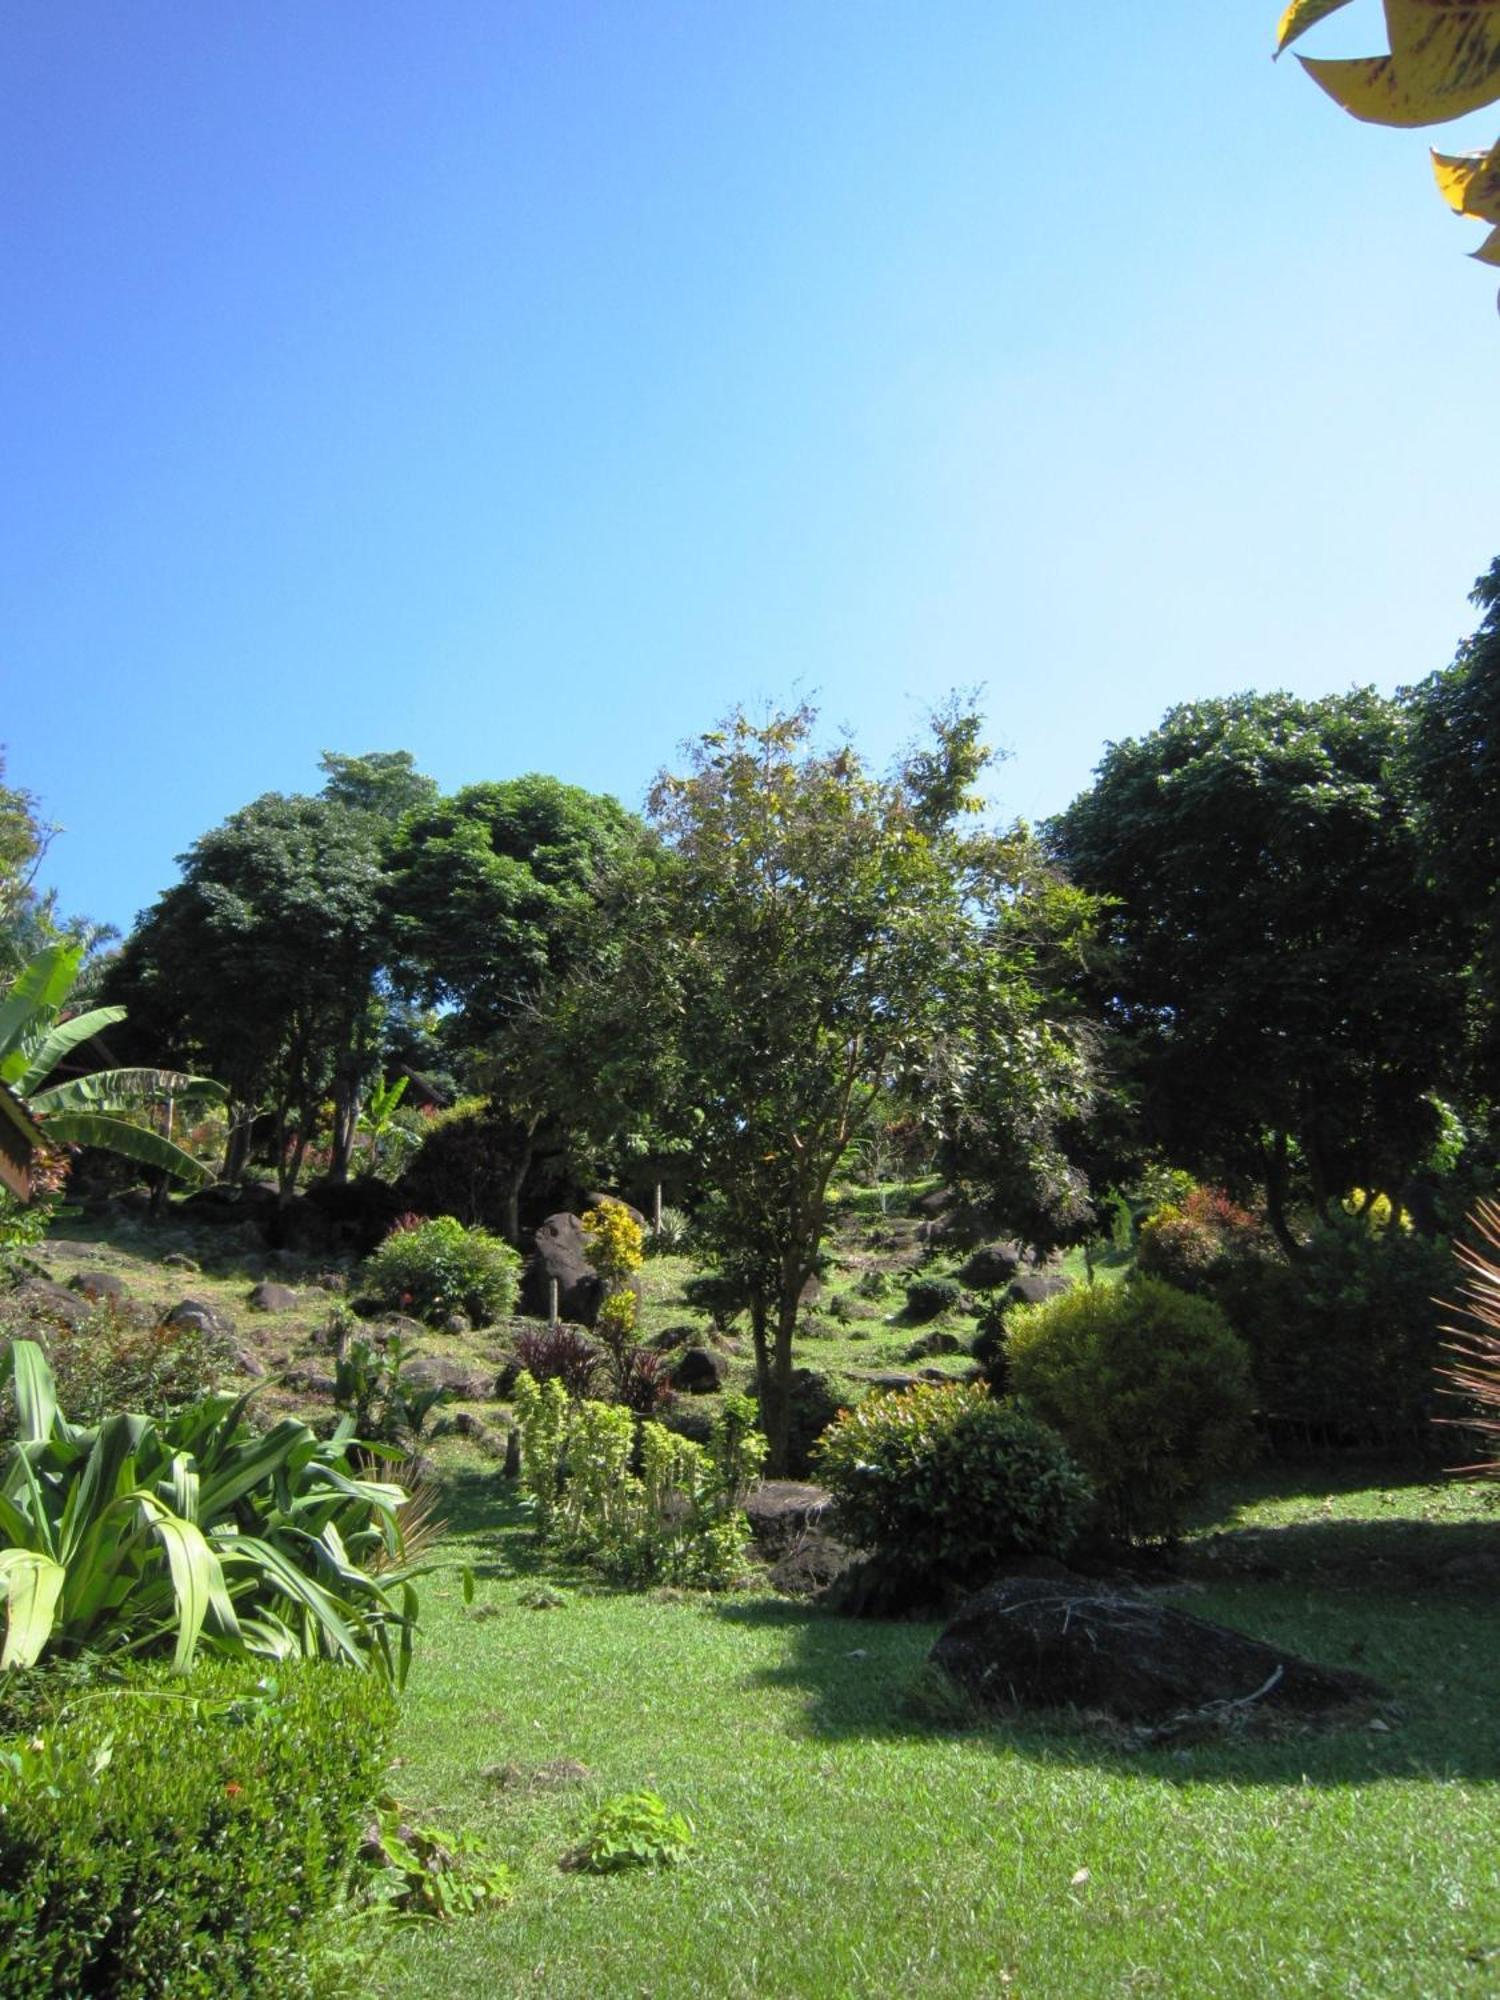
[{"left": 1438, "top": 1198, "right": 1500, "bottom": 1474}]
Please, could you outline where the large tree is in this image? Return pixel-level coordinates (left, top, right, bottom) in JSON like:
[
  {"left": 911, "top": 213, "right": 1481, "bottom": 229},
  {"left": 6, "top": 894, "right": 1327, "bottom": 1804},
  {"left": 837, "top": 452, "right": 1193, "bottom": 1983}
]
[
  {"left": 554, "top": 705, "right": 1097, "bottom": 1472},
  {"left": 106, "top": 792, "right": 387, "bottom": 1195},
  {"left": 1405, "top": 556, "right": 1500, "bottom": 1116},
  {"left": 1049, "top": 689, "right": 1463, "bottom": 1252}
]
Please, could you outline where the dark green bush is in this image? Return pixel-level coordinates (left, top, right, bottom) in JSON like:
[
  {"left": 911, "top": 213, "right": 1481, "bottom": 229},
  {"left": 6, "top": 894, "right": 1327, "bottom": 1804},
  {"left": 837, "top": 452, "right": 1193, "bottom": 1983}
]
[
  {"left": 1215, "top": 1217, "right": 1454, "bottom": 1457},
  {"left": 1007, "top": 1276, "right": 1256, "bottom": 1540},
  {"left": 681, "top": 1273, "right": 748, "bottom": 1330},
  {"left": 0, "top": 1659, "right": 395, "bottom": 1998},
  {"left": 904, "top": 1274, "right": 962, "bottom": 1322},
  {"left": 813, "top": 1381, "right": 1091, "bottom": 1585},
  {"left": 362, "top": 1214, "right": 520, "bottom": 1327}
]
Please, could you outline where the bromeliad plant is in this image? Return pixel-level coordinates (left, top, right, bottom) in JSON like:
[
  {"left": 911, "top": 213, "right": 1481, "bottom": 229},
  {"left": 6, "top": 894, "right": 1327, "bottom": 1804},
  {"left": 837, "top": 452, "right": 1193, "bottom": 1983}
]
[{"left": 0, "top": 1340, "right": 455, "bottom": 1681}]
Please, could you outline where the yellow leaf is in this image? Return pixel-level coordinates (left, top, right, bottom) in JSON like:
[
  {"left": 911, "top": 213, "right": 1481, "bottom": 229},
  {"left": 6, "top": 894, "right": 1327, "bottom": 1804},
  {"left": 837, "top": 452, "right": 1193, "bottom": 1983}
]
[
  {"left": 1299, "top": 3, "right": 1500, "bottom": 127},
  {"left": 1473, "top": 220, "right": 1500, "bottom": 259},
  {"left": 1432, "top": 139, "right": 1500, "bottom": 218},
  {"left": 1276, "top": 0, "right": 1357, "bottom": 56}
]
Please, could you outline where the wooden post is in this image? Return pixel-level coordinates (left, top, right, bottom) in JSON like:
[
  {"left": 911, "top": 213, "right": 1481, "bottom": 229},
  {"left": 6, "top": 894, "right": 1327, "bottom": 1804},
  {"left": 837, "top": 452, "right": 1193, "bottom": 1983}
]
[
  {"left": 653, "top": 1182, "right": 663, "bottom": 1240},
  {"left": 549, "top": 1277, "right": 560, "bottom": 1327}
]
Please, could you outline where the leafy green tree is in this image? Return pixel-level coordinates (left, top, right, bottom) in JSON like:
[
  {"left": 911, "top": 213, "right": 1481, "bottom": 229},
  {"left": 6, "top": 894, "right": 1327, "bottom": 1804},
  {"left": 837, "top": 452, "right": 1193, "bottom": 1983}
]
[
  {"left": 383, "top": 775, "right": 645, "bottom": 1046},
  {"left": 1049, "top": 689, "right": 1463, "bottom": 1254},
  {"left": 105, "top": 793, "right": 387, "bottom": 1195},
  {"left": 317, "top": 748, "right": 438, "bottom": 826},
  {"left": 382, "top": 776, "right": 651, "bottom": 1231},
  {"left": 553, "top": 705, "right": 1097, "bottom": 1472},
  {"left": 1405, "top": 558, "right": 1500, "bottom": 1124}
]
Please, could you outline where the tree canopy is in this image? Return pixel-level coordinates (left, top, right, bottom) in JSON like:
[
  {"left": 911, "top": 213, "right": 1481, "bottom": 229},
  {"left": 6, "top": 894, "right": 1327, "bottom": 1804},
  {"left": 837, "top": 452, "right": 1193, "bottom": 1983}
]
[
  {"left": 1049, "top": 688, "right": 1463, "bottom": 1250},
  {"left": 551, "top": 704, "right": 1097, "bottom": 1471}
]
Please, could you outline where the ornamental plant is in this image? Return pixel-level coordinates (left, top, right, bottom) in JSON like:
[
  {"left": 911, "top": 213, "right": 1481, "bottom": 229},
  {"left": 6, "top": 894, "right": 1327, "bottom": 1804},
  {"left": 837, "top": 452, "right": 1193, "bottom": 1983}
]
[
  {"left": 509, "top": 1370, "right": 762, "bottom": 1587},
  {"left": 0, "top": 1339, "right": 449, "bottom": 1681},
  {"left": 813, "top": 1382, "right": 1090, "bottom": 1587},
  {"left": 362, "top": 1213, "right": 520, "bottom": 1327},
  {"left": 1007, "top": 1276, "right": 1256, "bottom": 1541},
  {"left": 582, "top": 1199, "right": 647, "bottom": 1398}
]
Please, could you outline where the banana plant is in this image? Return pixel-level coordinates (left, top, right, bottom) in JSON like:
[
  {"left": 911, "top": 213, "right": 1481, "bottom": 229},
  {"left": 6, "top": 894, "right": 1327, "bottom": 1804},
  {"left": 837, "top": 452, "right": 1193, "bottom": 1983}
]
[
  {"left": 1277, "top": 0, "right": 1500, "bottom": 272},
  {"left": 0, "top": 942, "right": 224, "bottom": 1185},
  {"left": 0, "top": 1340, "right": 456, "bottom": 1682}
]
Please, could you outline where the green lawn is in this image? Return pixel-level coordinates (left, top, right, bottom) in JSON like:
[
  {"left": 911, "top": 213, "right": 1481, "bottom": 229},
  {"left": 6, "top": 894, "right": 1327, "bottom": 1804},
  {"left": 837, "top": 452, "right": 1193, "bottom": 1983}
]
[{"left": 369, "top": 1471, "right": 1500, "bottom": 2000}]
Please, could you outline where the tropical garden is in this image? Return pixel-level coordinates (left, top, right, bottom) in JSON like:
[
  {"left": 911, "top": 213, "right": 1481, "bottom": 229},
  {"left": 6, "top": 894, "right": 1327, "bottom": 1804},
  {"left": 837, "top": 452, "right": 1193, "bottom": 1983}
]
[{"left": 1, "top": 536, "right": 1499, "bottom": 1994}]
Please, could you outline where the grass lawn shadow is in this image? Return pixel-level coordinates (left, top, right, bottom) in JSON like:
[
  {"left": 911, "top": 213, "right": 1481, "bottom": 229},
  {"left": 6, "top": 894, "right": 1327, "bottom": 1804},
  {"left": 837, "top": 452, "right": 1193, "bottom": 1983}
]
[{"left": 708, "top": 1577, "right": 1500, "bottom": 1787}]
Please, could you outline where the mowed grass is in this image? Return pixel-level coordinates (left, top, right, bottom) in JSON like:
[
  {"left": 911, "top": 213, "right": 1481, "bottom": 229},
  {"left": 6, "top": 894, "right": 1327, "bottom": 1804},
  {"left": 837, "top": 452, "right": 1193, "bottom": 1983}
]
[{"left": 371, "top": 1473, "right": 1500, "bottom": 2000}]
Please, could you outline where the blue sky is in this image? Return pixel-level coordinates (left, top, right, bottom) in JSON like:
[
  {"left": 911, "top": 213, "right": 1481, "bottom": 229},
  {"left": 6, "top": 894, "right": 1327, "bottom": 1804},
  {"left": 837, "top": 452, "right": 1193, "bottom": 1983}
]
[{"left": 4, "top": 2, "right": 1499, "bottom": 935}]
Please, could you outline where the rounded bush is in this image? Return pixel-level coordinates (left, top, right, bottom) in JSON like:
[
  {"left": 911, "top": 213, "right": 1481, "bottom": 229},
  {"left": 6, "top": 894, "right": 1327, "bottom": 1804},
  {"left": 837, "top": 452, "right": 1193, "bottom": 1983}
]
[
  {"left": 813, "top": 1382, "right": 1091, "bottom": 1585},
  {"left": 904, "top": 1274, "right": 962, "bottom": 1322},
  {"left": 1007, "top": 1276, "right": 1255, "bottom": 1541},
  {"left": 1136, "top": 1186, "right": 1269, "bottom": 1296},
  {"left": 362, "top": 1214, "right": 520, "bottom": 1327}
]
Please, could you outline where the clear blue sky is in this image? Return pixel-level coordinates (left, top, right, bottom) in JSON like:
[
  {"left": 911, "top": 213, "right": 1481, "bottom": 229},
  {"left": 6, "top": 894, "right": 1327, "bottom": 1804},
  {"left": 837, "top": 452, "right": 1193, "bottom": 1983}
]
[{"left": 5, "top": 2, "right": 1499, "bottom": 934}]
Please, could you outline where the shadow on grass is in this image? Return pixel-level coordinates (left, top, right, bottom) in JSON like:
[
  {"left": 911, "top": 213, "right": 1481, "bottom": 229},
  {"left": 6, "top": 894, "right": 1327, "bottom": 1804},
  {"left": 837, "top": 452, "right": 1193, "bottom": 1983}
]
[{"left": 707, "top": 1576, "right": 1500, "bottom": 1787}]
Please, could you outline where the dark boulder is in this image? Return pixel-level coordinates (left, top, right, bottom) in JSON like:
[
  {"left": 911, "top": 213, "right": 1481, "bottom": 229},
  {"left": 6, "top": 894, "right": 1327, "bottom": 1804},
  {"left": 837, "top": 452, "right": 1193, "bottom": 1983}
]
[
  {"left": 400, "top": 1354, "right": 485, "bottom": 1399},
  {"left": 67, "top": 1271, "right": 130, "bottom": 1305},
  {"left": 1004, "top": 1271, "right": 1072, "bottom": 1311},
  {"left": 162, "top": 1297, "right": 235, "bottom": 1342},
  {"left": 5, "top": 1277, "right": 90, "bottom": 1333},
  {"left": 271, "top": 1179, "right": 406, "bottom": 1258},
  {"left": 247, "top": 1281, "right": 300, "bottom": 1314},
  {"left": 957, "top": 1242, "right": 1024, "bottom": 1292},
  {"left": 743, "top": 1480, "right": 833, "bottom": 1556},
  {"left": 671, "top": 1345, "right": 727, "bottom": 1394},
  {"left": 905, "top": 1329, "right": 964, "bottom": 1361},
  {"left": 520, "top": 1214, "right": 603, "bottom": 1326},
  {"left": 930, "top": 1578, "right": 1386, "bottom": 1722}
]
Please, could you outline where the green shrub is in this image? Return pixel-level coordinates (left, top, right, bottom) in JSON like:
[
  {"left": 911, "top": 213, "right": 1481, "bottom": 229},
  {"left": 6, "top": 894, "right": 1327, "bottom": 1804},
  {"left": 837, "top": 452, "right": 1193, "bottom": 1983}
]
[
  {"left": 562, "top": 1790, "right": 693, "bottom": 1873},
  {"left": 904, "top": 1274, "right": 962, "bottom": 1322},
  {"left": 510, "top": 1373, "right": 763, "bottom": 1587},
  {"left": 813, "top": 1382, "right": 1091, "bottom": 1586},
  {"left": 1007, "top": 1276, "right": 1256, "bottom": 1540},
  {"left": 362, "top": 1214, "right": 519, "bottom": 1327},
  {"left": 0, "top": 1658, "right": 395, "bottom": 1998},
  {"left": 1214, "top": 1216, "right": 1454, "bottom": 1457},
  {"left": 681, "top": 1272, "right": 747, "bottom": 1330}
]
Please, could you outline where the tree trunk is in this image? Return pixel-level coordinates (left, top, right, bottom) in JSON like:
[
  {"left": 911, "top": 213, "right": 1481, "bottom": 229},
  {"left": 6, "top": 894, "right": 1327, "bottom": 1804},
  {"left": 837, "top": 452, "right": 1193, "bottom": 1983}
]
[
  {"left": 1261, "top": 1131, "right": 1301, "bottom": 1262},
  {"left": 328, "top": 1082, "right": 361, "bottom": 1186},
  {"left": 502, "top": 1134, "right": 534, "bottom": 1245},
  {"left": 223, "top": 1112, "right": 252, "bottom": 1184}
]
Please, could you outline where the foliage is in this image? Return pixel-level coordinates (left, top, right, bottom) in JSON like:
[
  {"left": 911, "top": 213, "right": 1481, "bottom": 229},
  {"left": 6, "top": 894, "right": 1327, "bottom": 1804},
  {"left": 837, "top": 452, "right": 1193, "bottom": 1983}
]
[
  {"left": 546, "top": 703, "right": 1097, "bottom": 1475},
  {"left": 396, "top": 1094, "right": 570, "bottom": 1243},
  {"left": 1214, "top": 1216, "right": 1455, "bottom": 1457},
  {"left": 1437, "top": 1197, "right": 1500, "bottom": 1473},
  {"left": 359, "top": 1797, "right": 513, "bottom": 1922},
  {"left": 333, "top": 1335, "right": 450, "bottom": 1447},
  {"left": 1049, "top": 690, "right": 1463, "bottom": 1254},
  {"left": 649, "top": 1204, "right": 693, "bottom": 1254},
  {"left": 1277, "top": 1, "right": 1500, "bottom": 276},
  {"left": 1007, "top": 1277, "right": 1256, "bottom": 1540},
  {"left": 362, "top": 1214, "right": 520, "bottom": 1327},
  {"left": 0, "top": 1340, "right": 445, "bottom": 1680},
  {"left": 0, "top": 1298, "right": 235, "bottom": 1432},
  {"left": 611, "top": 1344, "right": 676, "bottom": 1416},
  {"left": 681, "top": 1271, "right": 749, "bottom": 1329},
  {"left": 1406, "top": 559, "right": 1500, "bottom": 1115},
  {"left": 813, "top": 1382, "right": 1091, "bottom": 1585},
  {"left": 2, "top": 942, "right": 224, "bottom": 1186},
  {"left": 904, "top": 1274, "right": 962, "bottom": 1322},
  {"left": 562, "top": 1790, "right": 693, "bottom": 1874},
  {"left": 1136, "top": 1185, "right": 1271, "bottom": 1294},
  {"left": 103, "top": 789, "right": 391, "bottom": 1193},
  {"left": 510, "top": 1370, "right": 761, "bottom": 1587},
  {"left": 0, "top": 1657, "right": 395, "bottom": 1999},
  {"left": 581, "top": 1196, "right": 645, "bottom": 1282},
  {"left": 510, "top": 1323, "right": 603, "bottom": 1401}
]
